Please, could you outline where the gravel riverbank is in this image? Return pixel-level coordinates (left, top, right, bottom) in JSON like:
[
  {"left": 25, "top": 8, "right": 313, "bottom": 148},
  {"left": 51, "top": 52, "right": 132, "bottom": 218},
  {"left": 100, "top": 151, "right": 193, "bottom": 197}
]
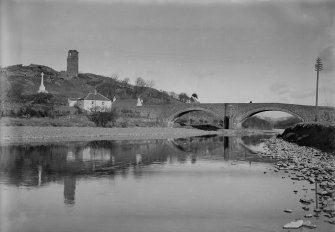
[{"left": 260, "top": 138, "right": 335, "bottom": 229}]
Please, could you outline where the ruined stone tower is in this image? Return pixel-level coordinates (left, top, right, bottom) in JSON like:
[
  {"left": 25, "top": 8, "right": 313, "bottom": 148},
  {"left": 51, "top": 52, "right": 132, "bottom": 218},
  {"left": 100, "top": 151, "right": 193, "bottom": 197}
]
[{"left": 67, "top": 50, "right": 78, "bottom": 78}]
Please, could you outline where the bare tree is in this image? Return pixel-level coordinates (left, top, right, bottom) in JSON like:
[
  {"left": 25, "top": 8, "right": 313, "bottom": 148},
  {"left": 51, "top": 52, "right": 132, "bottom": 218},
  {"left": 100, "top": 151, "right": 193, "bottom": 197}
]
[
  {"left": 122, "top": 77, "right": 130, "bottom": 87},
  {"left": 146, "top": 79, "right": 155, "bottom": 88},
  {"left": 179, "top": 93, "right": 190, "bottom": 103},
  {"left": 111, "top": 73, "right": 119, "bottom": 81},
  {"left": 169, "top": 91, "right": 178, "bottom": 99},
  {"left": 135, "top": 77, "right": 155, "bottom": 88},
  {"left": 123, "top": 77, "right": 129, "bottom": 84},
  {"left": 135, "top": 77, "right": 146, "bottom": 87}
]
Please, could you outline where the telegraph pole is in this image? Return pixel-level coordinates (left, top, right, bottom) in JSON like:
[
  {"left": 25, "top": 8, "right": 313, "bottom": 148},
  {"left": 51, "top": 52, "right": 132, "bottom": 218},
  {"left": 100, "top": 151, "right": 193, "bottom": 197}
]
[{"left": 314, "top": 57, "right": 323, "bottom": 121}]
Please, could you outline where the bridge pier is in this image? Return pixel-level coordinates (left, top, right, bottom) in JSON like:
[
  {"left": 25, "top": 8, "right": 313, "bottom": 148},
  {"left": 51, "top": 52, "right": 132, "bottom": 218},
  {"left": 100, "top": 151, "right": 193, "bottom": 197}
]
[{"left": 224, "top": 116, "right": 239, "bottom": 129}]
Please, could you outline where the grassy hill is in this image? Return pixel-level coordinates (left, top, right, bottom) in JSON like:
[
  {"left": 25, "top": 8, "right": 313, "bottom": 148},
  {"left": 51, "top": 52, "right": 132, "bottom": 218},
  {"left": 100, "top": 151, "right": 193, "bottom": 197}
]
[
  {"left": 1, "top": 64, "right": 181, "bottom": 106},
  {"left": 271, "top": 116, "right": 301, "bottom": 129}
]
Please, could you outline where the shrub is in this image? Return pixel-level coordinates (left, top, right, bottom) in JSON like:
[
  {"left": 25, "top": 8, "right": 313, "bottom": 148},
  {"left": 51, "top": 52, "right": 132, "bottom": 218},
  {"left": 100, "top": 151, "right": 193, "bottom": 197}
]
[
  {"left": 119, "top": 108, "right": 140, "bottom": 118},
  {"left": 118, "top": 118, "right": 129, "bottom": 128},
  {"left": 9, "top": 110, "right": 16, "bottom": 117},
  {"left": 32, "top": 93, "right": 54, "bottom": 104},
  {"left": 7, "top": 83, "right": 24, "bottom": 100},
  {"left": 74, "top": 105, "right": 83, "bottom": 114},
  {"left": 51, "top": 122, "right": 62, "bottom": 127},
  {"left": 15, "top": 106, "right": 54, "bottom": 118},
  {"left": 121, "top": 109, "right": 133, "bottom": 114},
  {"left": 88, "top": 110, "right": 118, "bottom": 127},
  {"left": 47, "top": 110, "right": 56, "bottom": 119}
]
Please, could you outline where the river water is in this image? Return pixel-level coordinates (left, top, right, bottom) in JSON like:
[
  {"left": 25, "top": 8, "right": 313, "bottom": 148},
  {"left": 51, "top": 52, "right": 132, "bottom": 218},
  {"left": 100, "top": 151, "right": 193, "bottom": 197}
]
[{"left": 0, "top": 135, "right": 332, "bottom": 232}]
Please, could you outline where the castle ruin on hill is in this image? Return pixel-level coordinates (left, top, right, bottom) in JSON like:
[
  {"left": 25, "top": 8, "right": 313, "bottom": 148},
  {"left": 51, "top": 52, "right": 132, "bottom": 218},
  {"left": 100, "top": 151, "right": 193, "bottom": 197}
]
[{"left": 66, "top": 50, "right": 78, "bottom": 78}]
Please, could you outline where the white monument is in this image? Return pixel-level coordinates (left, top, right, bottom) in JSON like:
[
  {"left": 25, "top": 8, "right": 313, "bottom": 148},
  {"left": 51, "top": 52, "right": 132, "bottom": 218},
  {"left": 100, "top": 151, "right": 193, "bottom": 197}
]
[
  {"left": 137, "top": 97, "right": 143, "bottom": 106},
  {"left": 38, "top": 72, "right": 48, "bottom": 93}
]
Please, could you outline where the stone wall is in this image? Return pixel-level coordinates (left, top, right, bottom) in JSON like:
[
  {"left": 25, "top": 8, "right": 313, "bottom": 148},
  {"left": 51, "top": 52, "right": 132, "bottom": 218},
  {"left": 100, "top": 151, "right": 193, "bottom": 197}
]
[
  {"left": 128, "top": 103, "right": 335, "bottom": 129},
  {"left": 228, "top": 103, "right": 335, "bottom": 129}
]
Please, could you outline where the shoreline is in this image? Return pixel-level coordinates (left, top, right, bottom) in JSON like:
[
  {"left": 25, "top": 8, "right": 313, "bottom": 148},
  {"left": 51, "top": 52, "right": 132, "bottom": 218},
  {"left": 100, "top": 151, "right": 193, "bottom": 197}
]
[
  {"left": 0, "top": 126, "right": 279, "bottom": 145},
  {"left": 260, "top": 138, "right": 335, "bottom": 229}
]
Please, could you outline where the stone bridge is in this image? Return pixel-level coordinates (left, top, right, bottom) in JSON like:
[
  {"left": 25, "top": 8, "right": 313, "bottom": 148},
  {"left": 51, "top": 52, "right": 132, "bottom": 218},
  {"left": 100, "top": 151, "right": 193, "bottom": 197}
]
[{"left": 131, "top": 103, "right": 335, "bottom": 129}]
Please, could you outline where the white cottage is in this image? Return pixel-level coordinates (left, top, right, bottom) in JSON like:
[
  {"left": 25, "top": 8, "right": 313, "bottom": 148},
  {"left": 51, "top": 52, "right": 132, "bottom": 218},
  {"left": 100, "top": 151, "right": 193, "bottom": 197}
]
[{"left": 74, "top": 90, "right": 112, "bottom": 112}]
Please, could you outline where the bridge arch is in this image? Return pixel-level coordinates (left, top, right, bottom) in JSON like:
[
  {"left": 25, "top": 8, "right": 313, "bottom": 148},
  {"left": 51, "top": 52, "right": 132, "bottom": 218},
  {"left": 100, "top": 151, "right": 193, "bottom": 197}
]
[
  {"left": 236, "top": 107, "right": 305, "bottom": 128},
  {"left": 166, "top": 107, "right": 222, "bottom": 127}
]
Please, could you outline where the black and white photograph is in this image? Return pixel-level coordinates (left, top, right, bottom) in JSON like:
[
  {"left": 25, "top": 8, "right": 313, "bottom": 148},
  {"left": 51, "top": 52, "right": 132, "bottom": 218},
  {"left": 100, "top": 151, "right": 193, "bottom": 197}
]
[{"left": 1, "top": 0, "right": 335, "bottom": 231}]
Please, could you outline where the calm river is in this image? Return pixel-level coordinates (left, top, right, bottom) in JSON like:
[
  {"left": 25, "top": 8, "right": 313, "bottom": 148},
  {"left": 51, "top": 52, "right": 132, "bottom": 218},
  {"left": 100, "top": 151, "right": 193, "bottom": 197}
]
[{"left": 0, "top": 135, "right": 331, "bottom": 232}]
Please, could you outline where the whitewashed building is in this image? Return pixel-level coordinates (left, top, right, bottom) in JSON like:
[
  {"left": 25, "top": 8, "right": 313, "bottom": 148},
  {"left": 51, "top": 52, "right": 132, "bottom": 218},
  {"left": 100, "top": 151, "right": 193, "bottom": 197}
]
[
  {"left": 69, "top": 90, "right": 112, "bottom": 112},
  {"left": 68, "top": 98, "right": 78, "bottom": 107}
]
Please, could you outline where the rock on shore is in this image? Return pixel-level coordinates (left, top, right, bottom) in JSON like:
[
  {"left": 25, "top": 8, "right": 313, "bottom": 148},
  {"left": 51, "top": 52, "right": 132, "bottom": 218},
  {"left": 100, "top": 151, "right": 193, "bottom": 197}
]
[
  {"left": 280, "top": 123, "right": 335, "bottom": 151},
  {"left": 260, "top": 137, "right": 335, "bottom": 227}
]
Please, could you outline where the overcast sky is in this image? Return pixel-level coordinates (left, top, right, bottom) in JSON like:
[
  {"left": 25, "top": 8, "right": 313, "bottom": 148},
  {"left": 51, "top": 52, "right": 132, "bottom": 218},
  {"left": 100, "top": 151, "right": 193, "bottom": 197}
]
[{"left": 2, "top": 0, "right": 335, "bottom": 106}]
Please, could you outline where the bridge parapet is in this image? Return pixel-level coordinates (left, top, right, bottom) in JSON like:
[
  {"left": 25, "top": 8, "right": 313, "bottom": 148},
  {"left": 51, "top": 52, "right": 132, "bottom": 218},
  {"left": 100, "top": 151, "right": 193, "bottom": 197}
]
[
  {"left": 119, "top": 103, "right": 335, "bottom": 129},
  {"left": 161, "top": 103, "right": 226, "bottom": 123},
  {"left": 226, "top": 103, "right": 335, "bottom": 129}
]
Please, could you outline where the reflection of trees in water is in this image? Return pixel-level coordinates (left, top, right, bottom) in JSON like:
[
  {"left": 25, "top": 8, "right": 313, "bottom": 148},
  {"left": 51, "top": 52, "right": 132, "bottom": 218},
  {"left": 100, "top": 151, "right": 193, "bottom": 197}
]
[
  {"left": 241, "top": 134, "right": 272, "bottom": 146},
  {"left": 0, "top": 144, "right": 69, "bottom": 187},
  {"left": 0, "top": 136, "right": 273, "bottom": 207},
  {"left": 172, "top": 135, "right": 276, "bottom": 163},
  {"left": 171, "top": 136, "right": 235, "bottom": 162},
  {"left": 171, "top": 136, "right": 226, "bottom": 156},
  {"left": 0, "top": 135, "right": 273, "bottom": 191},
  {"left": 0, "top": 140, "right": 177, "bottom": 187},
  {"left": 85, "top": 140, "right": 173, "bottom": 167}
]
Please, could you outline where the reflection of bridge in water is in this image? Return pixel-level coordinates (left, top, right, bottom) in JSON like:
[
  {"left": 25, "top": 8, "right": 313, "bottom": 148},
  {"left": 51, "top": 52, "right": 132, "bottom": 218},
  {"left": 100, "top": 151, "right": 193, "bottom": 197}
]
[{"left": 0, "top": 135, "right": 273, "bottom": 206}]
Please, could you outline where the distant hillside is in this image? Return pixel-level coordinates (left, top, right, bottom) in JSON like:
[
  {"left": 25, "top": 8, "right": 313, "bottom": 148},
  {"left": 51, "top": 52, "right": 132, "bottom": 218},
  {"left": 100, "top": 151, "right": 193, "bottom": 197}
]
[
  {"left": 242, "top": 115, "right": 301, "bottom": 130},
  {"left": 272, "top": 116, "right": 301, "bottom": 129},
  {"left": 242, "top": 116, "right": 273, "bottom": 130},
  {"left": 0, "top": 64, "right": 181, "bottom": 106}
]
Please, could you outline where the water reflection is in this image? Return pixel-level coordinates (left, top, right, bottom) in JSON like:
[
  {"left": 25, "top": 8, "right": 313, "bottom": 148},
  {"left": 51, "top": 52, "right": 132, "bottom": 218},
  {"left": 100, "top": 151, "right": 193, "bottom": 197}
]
[
  {"left": 0, "top": 135, "right": 272, "bottom": 206},
  {"left": 64, "top": 175, "right": 76, "bottom": 206},
  {"left": 171, "top": 134, "right": 273, "bottom": 162}
]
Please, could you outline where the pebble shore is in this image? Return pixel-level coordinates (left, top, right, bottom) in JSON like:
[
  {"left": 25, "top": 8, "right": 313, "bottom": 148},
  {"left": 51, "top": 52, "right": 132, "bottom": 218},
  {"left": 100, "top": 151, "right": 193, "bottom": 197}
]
[{"left": 261, "top": 138, "right": 335, "bottom": 229}]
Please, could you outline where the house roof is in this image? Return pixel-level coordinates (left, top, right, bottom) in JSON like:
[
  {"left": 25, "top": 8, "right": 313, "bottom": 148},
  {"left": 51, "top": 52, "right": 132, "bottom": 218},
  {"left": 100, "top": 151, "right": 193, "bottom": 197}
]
[{"left": 83, "top": 92, "right": 111, "bottom": 101}]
